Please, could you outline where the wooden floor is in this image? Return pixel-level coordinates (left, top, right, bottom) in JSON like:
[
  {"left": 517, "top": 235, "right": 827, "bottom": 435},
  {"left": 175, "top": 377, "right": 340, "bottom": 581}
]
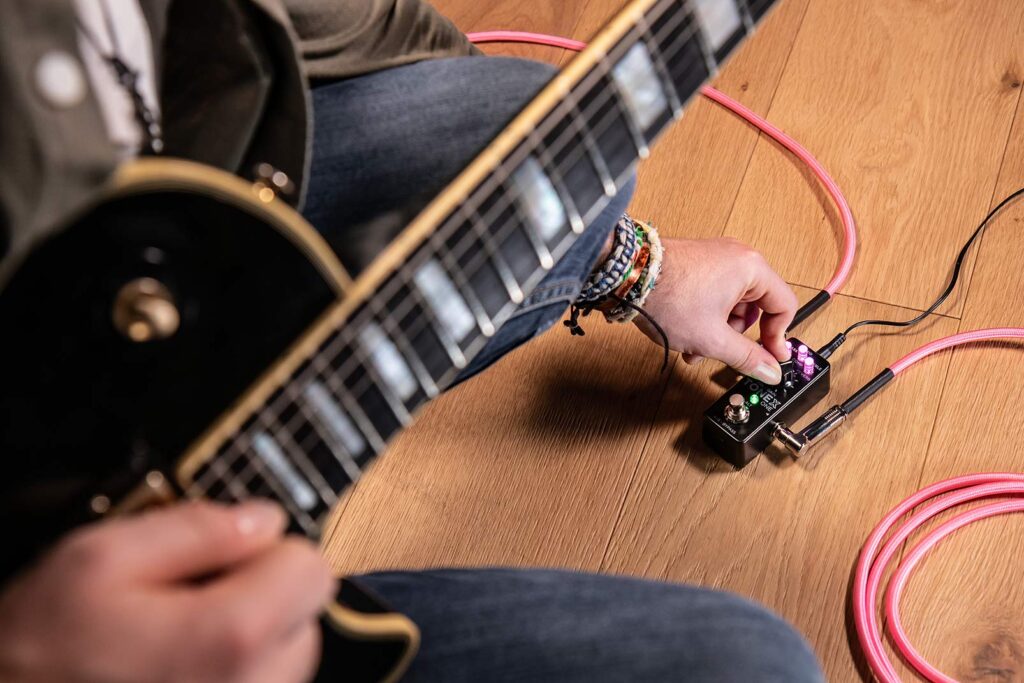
[{"left": 323, "top": 1, "right": 1024, "bottom": 680}]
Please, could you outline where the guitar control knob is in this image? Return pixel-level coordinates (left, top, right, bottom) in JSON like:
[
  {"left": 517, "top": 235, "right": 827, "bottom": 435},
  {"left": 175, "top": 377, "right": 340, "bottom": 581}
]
[
  {"left": 113, "top": 278, "right": 180, "bottom": 343},
  {"left": 725, "top": 394, "right": 750, "bottom": 424}
]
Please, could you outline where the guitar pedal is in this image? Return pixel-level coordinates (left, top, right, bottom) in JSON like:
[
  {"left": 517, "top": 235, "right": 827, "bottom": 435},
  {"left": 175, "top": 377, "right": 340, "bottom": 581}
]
[{"left": 702, "top": 339, "right": 830, "bottom": 468}]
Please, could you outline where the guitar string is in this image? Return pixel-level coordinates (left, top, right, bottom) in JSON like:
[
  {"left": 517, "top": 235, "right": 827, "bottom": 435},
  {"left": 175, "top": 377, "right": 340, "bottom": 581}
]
[
  {"left": 189, "top": 3, "right": 717, "bottom": 511},
  {"left": 238, "top": 0, "right": 699, "bottom": 432},
  {"left": 189, "top": 2, "right": 722, "bottom": 509},
  {"left": 188, "top": 5, "right": 710, "bottom": 513}
]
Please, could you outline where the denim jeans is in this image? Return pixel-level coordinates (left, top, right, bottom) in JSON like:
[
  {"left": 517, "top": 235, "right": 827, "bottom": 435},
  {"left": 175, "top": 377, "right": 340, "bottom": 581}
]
[{"left": 304, "top": 57, "right": 824, "bottom": 682}]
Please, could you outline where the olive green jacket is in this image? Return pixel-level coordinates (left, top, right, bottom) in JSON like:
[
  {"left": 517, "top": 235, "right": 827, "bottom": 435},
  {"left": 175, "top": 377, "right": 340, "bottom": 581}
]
[{"left": 0, "top": 0, "right": 479, "bottom": 286}]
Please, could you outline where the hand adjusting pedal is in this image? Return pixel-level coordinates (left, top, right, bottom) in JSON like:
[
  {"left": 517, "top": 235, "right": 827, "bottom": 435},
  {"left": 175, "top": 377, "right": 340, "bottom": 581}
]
[{"left": 702, "top": 338, "right": 831, "bottom": 468}]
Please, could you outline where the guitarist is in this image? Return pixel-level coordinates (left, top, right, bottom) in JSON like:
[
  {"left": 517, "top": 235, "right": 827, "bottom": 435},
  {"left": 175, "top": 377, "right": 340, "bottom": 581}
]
[{"left": 0, "top": 1, "right": 823, "bottom": 681}]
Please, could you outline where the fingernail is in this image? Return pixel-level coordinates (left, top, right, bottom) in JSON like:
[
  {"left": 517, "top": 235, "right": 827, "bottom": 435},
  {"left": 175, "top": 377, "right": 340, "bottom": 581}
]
[
  {"left": 752, "top": 362, "right": 782, "bottom": 385},
  {"left": 235, "top": 500, "right": 285, "bottom": 536}
]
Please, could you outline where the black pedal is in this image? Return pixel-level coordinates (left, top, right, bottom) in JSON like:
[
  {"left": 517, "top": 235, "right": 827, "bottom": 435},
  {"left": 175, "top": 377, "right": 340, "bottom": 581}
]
[{"left": 702, "top": 338, "right": 830, "bottom": 468}]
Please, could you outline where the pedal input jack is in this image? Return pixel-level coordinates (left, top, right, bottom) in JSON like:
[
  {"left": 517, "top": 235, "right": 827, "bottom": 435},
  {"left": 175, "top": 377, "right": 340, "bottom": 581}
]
[{"left": 774, "top": 406, "right": 847, "bottom": 457}]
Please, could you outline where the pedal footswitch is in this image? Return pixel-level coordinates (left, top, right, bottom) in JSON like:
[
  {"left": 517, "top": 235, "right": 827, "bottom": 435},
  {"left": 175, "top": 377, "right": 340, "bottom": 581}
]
[{"left": 702, "top": 338, "right": 830, "bottom": 468}]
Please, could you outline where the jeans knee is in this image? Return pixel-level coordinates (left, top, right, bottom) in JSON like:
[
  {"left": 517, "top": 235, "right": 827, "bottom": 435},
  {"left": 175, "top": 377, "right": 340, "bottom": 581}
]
[{"left": 684, "top": 594, "right": 824, "bottom": 683}]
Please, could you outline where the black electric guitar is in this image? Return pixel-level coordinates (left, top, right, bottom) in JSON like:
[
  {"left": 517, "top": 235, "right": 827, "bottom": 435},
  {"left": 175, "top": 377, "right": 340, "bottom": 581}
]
[{"left": 0, "top": 0, "right": 777, "bottom": 680}]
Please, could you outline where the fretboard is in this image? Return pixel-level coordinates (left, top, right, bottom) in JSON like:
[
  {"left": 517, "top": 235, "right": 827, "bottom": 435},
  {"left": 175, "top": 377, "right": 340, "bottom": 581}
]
[{"left": 178, "top": 0, "right": 779, "bottom": 535}]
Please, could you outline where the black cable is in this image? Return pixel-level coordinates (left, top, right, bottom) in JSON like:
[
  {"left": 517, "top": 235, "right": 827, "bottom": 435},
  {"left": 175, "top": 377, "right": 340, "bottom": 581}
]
[
  {"left": 788, "top": 290, "right": 830, "bottom": 332},
  {"left": 840, "top": 187, "right": 1024, "bottom": 336}
]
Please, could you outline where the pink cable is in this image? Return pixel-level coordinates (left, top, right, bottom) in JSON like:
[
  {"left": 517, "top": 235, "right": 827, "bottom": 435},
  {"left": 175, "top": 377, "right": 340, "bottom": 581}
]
[
  {"left": 855, "top": 329, "right": 1024, "bottom": 681},
  {"left": 467, "top": 30, "right": 858, "bottom": 295},
  {"left": 467, "top": 30, "right": 588, "bottom": 52},
  {"left": 853, "top": 474, "right": 1024, "bottom": 682},
  {"left": 889, "top": 328, "right": 1024, "bottom": 375}
]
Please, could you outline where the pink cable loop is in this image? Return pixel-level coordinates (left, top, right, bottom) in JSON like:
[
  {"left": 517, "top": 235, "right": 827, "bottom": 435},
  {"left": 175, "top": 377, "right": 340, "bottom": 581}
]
[
  {"left": 467, "top": 30, "right": 858, "bottom": 296},
  {"left": 853, "top": 475, "right": 1024, "bottom": 683}
]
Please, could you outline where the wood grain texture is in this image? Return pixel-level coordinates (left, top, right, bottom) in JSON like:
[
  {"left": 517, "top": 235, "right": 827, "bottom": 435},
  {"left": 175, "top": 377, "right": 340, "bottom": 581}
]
[
  {"left": 321, "top": 1, "right": 1024, "bottom": 681},
  {"left": 325, "top": 322, "right": 671, "bottom": 574},
  {"left": 893, "top": 91, "right": 1024, "bottom": 682},
  {"left": 600, "top": 286, "right": 959, "bottom": 681},
  {"left": 725, "top": 0, "right": 1024, "bottom": 314}
]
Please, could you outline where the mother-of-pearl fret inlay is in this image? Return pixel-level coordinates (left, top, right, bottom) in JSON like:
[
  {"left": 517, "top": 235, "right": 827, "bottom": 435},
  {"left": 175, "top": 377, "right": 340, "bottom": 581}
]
[
  {"left": 693, "top": 0, "right": 743, "bottom": 50},
  {"left": 251, "top": 433, "right": 319, "bottom": 511},
  {"left": 180, "top": 0, "right": 782, "bottom": 545},
  {"left": 413, "top": 259, "right": 477, "bottom": 343},
  {"left": 512, "top": 157, "right": 568, "bottom": 242},
  {"left": 358, "top": 322, "right": 418, "bottom": 401},
  {"left": 611, "top": 44, "right": 670, "bottom": 130},
  {"left": 303, "top": 382, "right": 366, "bottom": 478}
]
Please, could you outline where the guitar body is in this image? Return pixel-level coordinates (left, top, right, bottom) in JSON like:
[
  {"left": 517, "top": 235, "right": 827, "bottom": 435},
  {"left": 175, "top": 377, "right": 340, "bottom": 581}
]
[{"left": 0, "top": 160, "right": 418, "bottom": 683}]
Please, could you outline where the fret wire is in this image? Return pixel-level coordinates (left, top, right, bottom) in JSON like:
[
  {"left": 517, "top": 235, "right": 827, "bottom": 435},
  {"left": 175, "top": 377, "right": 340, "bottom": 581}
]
[
  {"left": 735, "top": 0, "right": 756, "bottom": 30},
  {"left": 216, "top": 435, "right": 320, "bottom": 534},
  {"left": 398, "top": 277, "right": 470, "bottom": 369},
  {"left": 280, "top": 378, "right": 372, "bottom": 475},
  {"left": 459, "top": 203, "right": 526, "bottom": 304},
  {"left": 637, "top": 13, "right": 685, "bottom": 114},
  {"left": 253, "top": 73, "right": 655, "bottom": 432},
  {"left": 192, "top": 0, "right": 717, "bottom": 486},
  {"left": 255, "top": 408, "right": 339, "bottom": 506},
  {"left": 681, "top": 0, "right": 718, "bottom": 76},
  {"left": 503, "top": 184, "right": 556, "bottom": 268},
  {"left": 189, "top": 454, "right": 248, "bottom": 501},
  {"left": 192, "top": 412, "right": 335, "bottom": 527},
  {"left": 330, "top": 330, "right": 414, "bottom": 426},
  {"left": 659, "top": 11, "right": 706, "bottom": 65},
  {"left": 306, "top": 352, "right": 388, "bottom": 452},
  {"left": 293, "top": 409, "right": 364, "bottom": 483},
  {"left": 260, "top": 19, "right": 697, "bottom": 422},
  {"left": 364, "top": 295, "right": 441, "bottom": 398},
  {"left": 595, "top": 53, "right": 652, "bottom": 159},
  {"left": 567, "top": 97, "right": 618, "bottom": 195},
  {"left": 427, "top": 233, "right": 497, "bottom": 337},
  {"left": 527, "top": 127, "right": 586, "bottom": 234}
]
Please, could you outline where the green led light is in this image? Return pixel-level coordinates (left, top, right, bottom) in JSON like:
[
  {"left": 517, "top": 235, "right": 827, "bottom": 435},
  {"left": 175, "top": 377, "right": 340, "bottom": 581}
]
[{"left": 749, "top": 394, "right": 761, "bottom": 405}]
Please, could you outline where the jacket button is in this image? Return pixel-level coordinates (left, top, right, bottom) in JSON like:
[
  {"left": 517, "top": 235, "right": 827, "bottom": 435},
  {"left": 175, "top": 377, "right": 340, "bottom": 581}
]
[{"left": 35, "top": 50, "right": 87, "bottom": 108}]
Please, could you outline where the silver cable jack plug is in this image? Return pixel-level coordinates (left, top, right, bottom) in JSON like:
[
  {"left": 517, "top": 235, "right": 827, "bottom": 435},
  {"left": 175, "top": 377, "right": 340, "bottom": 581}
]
[{"left": 773, "top": 405, "right": 848, "bottom": 458}]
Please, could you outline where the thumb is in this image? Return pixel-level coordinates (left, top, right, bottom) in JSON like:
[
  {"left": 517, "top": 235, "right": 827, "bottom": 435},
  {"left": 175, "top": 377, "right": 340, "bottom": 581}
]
[
  {"left": 714, "top": 325, "right": 783, "bottom": 385},
  {"left": 86, "top": 499, "right": 288, "bottom": 583}
]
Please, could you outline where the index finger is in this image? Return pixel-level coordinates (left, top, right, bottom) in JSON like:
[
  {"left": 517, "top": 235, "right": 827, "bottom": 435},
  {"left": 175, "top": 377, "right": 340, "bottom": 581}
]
[{"left": 745, "top": 258, "right": 798, "bottom": 361}]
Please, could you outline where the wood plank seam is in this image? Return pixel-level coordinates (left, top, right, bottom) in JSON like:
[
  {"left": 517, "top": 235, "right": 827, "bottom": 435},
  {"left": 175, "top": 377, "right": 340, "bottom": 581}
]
[
  {"left": 596, "top": 364, "right": 678, "bottom": 570},
  {"left": 954, "top": 84, "right": 1024, "bottom": 322}
]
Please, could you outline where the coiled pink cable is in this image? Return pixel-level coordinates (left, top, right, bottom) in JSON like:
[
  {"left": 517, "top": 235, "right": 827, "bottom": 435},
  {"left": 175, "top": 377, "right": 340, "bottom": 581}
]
[
  {"left": 467, "top": 30, "right": 858, "bottom": 295},
  {"left": 854, "top": 474, "right": 1024, "bottom": 683},
  {"left": 854, "top": 329, "right": 1024, "bottom": 682}
]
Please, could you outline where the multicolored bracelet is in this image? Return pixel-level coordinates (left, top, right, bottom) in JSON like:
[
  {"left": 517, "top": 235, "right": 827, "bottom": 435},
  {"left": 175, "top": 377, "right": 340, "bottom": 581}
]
[
  {"left": 604, "top": 220, "right": 664, "bottom": 323},
  {"left": 577, "top": 217, "right": 638, "bottom": 302},
  {"left": 566, "top": 215, "right": 666, "bottom": 336}
]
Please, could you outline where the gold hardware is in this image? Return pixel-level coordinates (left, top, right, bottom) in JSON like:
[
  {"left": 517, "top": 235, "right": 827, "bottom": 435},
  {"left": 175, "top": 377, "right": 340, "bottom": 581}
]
[
  {"left": 112, "top": 278, "right": 180, "bottom": 343},
  {"left": 109, "top": 471, "right": 177, "bottom": 516}
]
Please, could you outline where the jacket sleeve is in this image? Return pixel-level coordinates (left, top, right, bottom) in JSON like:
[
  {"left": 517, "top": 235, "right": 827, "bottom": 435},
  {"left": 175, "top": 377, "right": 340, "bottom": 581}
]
[{"left": 284, "top": 0, "right": 481, "bottom": 80}]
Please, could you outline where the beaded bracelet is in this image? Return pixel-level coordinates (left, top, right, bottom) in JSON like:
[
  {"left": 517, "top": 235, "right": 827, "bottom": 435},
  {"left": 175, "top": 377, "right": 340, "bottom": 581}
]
[
  {"left": 604, "top": 220, "right": 664, "bottom": 323},
  {"left": 565, "top": 215, "right": 666, "bottom": 341},
  {"left": 577, "top": 216, "right": 639, "bottom": 302}
]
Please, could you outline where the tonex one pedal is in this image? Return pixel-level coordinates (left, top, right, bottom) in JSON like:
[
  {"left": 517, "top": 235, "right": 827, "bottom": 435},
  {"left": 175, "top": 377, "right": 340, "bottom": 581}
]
[{"left": 702, "top": 339, "right": 830, "bottom": 468}]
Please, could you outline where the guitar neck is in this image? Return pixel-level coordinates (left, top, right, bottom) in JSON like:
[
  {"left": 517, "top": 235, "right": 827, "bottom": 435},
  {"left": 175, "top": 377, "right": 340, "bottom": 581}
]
[{"left": 176, "top": 0, "right": 779, "bottom": 535}]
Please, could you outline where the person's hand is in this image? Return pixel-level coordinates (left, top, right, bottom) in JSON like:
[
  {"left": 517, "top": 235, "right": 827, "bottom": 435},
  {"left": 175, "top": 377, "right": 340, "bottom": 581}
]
[
  {"left": 637, "top": 237, "right": 798, "bottom": 384},
  {"left": 0, "top": 500, "right": 335, "bottom": 683}
]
